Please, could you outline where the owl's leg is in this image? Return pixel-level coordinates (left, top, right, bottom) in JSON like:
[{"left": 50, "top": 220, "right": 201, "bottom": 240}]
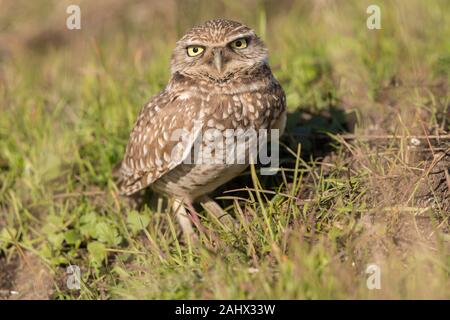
[
  {"left": 198, "top": 195, "right": 236, "bottom": 230},
  {"left": 172, "top": 198, "right": 195, "bottom": 239}
]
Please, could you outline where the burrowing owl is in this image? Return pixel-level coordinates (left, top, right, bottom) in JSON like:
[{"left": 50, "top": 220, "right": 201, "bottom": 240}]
[{"left": 120, "top": 19, "right": 286, "bottom": 236}]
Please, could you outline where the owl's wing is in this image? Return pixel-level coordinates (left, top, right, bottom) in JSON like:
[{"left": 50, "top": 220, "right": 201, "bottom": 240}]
[{"left": 120, "top": 90, "right": 204, "bottom": 195}]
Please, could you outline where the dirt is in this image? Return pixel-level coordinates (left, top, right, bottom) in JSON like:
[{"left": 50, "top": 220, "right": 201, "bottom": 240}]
[
  {"left": 0, "top": 255, "right": 18, "bottom": 299},
  {"left": 415, "top": 149, "right": 450, "bottom": 215},
  {"left": 0, "top": 252, "right": 53, "bottom": 300}
]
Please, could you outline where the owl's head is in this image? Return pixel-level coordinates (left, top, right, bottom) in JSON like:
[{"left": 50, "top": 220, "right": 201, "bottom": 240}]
[{"left": 170, "top": 19, "right": 268, "bottom": 82}]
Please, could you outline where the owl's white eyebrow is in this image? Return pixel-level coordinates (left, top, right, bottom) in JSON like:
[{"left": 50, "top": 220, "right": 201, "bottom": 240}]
[
  {"left": 226, "top": 33, "right": 254, "bottom": 43},
  {"left": 184, "top": 42, "right": 207, "bottom": 47},
  {"left": 228, "top": 25, "right": 248, "bottom": 34},
  {"left": 182, "top": 33, "right": 254, "bottom": 48}
]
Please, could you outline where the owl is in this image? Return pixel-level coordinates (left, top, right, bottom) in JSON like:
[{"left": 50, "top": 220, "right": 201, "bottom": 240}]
[{"left": 120, "top": 19, "right": 286, "bottom": 237}]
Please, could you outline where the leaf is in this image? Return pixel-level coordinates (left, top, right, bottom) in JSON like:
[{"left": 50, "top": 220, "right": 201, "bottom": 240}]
[
  {"left": 64, "top": 230, "right": 82, "bottom": 246},
  {"left": 95, "top": 222, "right": 122, "bottom": 246},
  {"left": 50, "top": 256, "right": 69, "bottom": 265},
  {"left": 87, "top": 241, "right": 106, "bottom": 265},
  {"left": 0, "top": 227, "right": 17, "bottom": 248},
  {"left": 126, "top": 211, "right": 150, "bottom": 234},
  {"left": 48, "top": 232, "right": 65, "bottom": 249},
  {"left": 79, "top": 212, "right": 99, "bottom": 238},
  {"left": 42, "top": 214, "right": 64, "bottom": 235}
]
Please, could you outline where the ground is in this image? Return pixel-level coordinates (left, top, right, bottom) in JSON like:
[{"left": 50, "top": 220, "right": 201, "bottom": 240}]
[{"left": 0, "top": 0, "right": 449, "bottom": 299}]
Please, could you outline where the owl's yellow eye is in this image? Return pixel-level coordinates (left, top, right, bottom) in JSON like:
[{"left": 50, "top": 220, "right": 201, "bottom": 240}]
[
  {"left": 187, "top": 46, "right": 204, "bottom": 57},
  {"left": 230, "top": 38, "right": 248, "bottom": 49}
]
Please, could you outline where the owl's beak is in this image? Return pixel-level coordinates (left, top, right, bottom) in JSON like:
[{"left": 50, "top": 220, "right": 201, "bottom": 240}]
[{"left": 213, "top": 49, "right": 223, "bottom": 73}]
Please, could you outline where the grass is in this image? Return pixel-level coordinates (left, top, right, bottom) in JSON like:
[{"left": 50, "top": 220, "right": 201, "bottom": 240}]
[{"left": 0, "top": 0, "right": 449, "bottom": 299}]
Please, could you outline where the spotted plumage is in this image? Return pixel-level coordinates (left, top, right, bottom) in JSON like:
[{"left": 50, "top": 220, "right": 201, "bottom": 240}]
[{"left": 120, "top": 19, "right": 286, "bottom": 236}]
